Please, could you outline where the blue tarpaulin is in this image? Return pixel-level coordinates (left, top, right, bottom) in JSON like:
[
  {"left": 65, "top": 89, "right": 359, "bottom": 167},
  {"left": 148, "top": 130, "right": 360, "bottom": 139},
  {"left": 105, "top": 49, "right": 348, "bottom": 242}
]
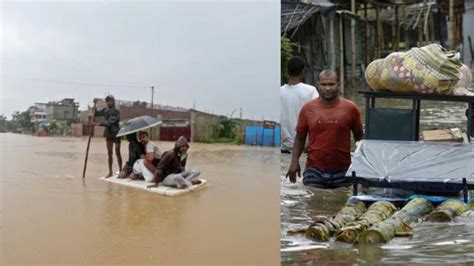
[{"left": 245, "top": 125, "right": 280, "bottom": 147}]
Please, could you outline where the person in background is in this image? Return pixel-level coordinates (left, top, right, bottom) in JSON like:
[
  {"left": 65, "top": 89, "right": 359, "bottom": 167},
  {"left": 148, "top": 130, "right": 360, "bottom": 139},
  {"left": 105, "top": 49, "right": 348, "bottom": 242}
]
[
  {"left": 286, "top": 69, "right": 363, "bottom": 188},
  {"left": 117, "top": 132, "right": 145, "bottom": 179},
  {"left": 466, "top": 103, "right": 474, "bottom": 139},
  {"left": 92, "top": 95, "right": 122, "bottom": 178},
  {"left": 281, "top": 56, "right": 319, "bottom": 153}
]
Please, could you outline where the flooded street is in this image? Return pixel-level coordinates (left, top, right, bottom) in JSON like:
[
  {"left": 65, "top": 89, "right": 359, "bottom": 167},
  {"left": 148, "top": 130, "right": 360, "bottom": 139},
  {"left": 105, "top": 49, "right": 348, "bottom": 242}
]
[
  {"left": 1, "top": 134, "right": 280, "bottom": 265},
  {"left": 281, "top": 84, "right": 474, "bottom": 264},
  {"left": 281, "top": 154, "right": 474, "bottom": 264}
]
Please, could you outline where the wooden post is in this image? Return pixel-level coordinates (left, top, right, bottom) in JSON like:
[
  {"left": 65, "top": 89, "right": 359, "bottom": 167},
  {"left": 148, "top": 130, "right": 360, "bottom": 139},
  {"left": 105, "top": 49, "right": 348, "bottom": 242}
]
[
  {"left": 351, "top": 0, "right": 356, "bottom": 84},
  {"left": 438, "top": 4, "right": 444, "bottom": 47},
  {"left": 423, "top": 4, "right": 431, "bottom": 43},
  {"left": 376, "top": 4, "right": 382, "bottom": 58},
  {"left": 352, "top": 171, "right": 358, "bottom": 196},
  {"left": 418, "top": 24, "right": 423, "bottom": 46},
  {"left": 429, "top": 12, "right": 435, "bottom": 42},
  {"left": 463, "top": 178, "right": 468, "bottom": 203},
  {"left": 329, "top": 18, "right": 336, "bottom": 70},
  {"left": 82, "top": 103, "right": 97, "bottom": 178},
  {"left": 364, "top": 3, "right": 369, "bottom": 65},
  {"left": 448, "top": 0, "right": 454, "bottom": 49},
  {"left": 339, "top": 14, "right": 345, "bottom": 94},
  {"left": 395, "top": 5, "right": 400, "bottom": 50}
]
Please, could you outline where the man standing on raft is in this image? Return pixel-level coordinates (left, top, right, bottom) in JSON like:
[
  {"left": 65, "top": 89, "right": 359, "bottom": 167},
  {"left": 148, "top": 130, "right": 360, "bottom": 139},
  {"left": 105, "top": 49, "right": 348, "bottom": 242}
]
[{"left": 92, "top": 95, "right": 122, "bottom": 178}]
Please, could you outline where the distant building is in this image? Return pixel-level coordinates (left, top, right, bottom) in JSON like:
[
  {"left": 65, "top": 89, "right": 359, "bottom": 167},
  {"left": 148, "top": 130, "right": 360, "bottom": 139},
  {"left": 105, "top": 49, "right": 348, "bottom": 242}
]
[
  {"left": 46, "top": 98, "right": 79, "bottom": 123},
  {"left": 78, "top": 98, "right": 276, "bottom": 145},
  {"left": 30, "top": 103, "right": 48, "bottom": 126}
]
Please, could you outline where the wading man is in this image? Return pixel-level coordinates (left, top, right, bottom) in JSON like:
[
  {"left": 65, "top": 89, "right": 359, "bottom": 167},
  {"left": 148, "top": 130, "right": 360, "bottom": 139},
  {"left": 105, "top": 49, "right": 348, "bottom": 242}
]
[
  {"left": 286, "top": 70, "right": 363, "bottom": 188},
  {"left": 281, "top": 56, "right": 319, "bottom": 153},
  {"left": 147, "top": 136, "right": 201, "bottom": 189},
  {"left": 92, "top": 95, "right": 122, "bottom": 178}
]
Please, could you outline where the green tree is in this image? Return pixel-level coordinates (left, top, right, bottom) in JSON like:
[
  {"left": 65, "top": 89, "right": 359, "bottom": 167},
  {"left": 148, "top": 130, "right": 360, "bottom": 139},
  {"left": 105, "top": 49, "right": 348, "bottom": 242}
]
[
  {"left": 281, "top": 36, "right": 294, "bottom": 84},
  {"left": 11, "top": 106, "right": 34, "bottom": 132},
  {"left": 0, "top": 114, "right": 8, "bottom": 132}
]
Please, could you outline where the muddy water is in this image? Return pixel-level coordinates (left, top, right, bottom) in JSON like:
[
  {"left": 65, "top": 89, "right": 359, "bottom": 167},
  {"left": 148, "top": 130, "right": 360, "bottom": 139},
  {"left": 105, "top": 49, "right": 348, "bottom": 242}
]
[
  {"left": 1, "top": 134, "right": 280, "bottom": 265},
  {"left": 281, "top": 83, "right": 474, "bottom": 264}
]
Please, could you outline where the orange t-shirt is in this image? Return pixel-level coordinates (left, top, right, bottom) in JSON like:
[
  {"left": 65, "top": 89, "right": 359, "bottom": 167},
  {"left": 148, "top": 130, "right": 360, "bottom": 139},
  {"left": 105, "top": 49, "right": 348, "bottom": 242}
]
[{"left": 296, "top": 98, "right": 363, "bottom": 171}]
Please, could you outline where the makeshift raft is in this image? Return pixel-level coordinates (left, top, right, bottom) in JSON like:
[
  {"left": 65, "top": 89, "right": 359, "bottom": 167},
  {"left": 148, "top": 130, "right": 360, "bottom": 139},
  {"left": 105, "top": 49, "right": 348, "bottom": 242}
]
[
  {"left": 100, "top": 176, "right": 207, "bottom": 196},
  {"left": 290, "top": 140, "right": 473, "bottom": 245}
]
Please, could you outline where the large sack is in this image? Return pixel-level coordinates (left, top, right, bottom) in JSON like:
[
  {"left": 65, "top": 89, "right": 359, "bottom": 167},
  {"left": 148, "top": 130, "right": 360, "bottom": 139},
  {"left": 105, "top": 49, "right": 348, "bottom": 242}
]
[{"left": 365, "top": 44, "right": 472, "bottom": 95}]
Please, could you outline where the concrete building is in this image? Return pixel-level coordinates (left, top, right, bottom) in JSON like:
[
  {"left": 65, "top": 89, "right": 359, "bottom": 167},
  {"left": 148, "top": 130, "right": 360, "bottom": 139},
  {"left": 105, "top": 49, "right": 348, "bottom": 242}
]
[
  {"left": 46, "top": 98, "right": 80, "bottom": 123},
  {"left": 30, "top": 103, "right": 48, "bottom": 126}
]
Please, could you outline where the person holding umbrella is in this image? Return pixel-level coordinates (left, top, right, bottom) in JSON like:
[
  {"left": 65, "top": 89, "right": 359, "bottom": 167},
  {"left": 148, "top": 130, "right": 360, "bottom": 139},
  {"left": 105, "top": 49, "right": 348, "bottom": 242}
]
[
  {"left": 92, "top": 95, "right": 122, "bottom": 178},
  {"left": 113, "top": 115, "right": 163, "bottom": 181},
  {"left": 130, "top": 131, "right": 161, "bottom": 182},
  {"left": 117, "top": 132, "right": 145, "bottom": 179}
]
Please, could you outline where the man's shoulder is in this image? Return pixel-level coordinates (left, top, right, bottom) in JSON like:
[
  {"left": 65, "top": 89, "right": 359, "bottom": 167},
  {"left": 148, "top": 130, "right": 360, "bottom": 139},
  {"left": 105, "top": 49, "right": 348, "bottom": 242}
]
[
  {"left": 281, "top": 83, "right": 316, "bottom": 91},
  {"left": 301, "top": 98, "right": 320, "bottom": 109},
  {"left": 340, "top": 98, "right": 358, "bottom": 108},
  {"left": 299, "top": 83, "right": 317, "bottom": 90},
  {"left": 147, "top": 141, "right": 158, "bottom": 148}
]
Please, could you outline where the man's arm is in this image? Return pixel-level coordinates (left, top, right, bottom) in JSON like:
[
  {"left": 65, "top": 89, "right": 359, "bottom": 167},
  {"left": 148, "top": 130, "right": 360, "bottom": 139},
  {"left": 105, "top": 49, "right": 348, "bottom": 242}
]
[
  {"left": 143, "top": 153, "right": 156, "bottom": 173},
  {"left": 147, "top": 152, "right": 171, "bottom": 188},
  {"left": 181, "top": 157, "right": 187, "bottom": 171},
  {"left": 286, "top": 131, "right": 307, "bottom": 183},
  {"left": 352, "top": 106, "right": 364, "bottom": 142},
  {"left": 95, "top": 109, "right": 105, "bottom": 117}
]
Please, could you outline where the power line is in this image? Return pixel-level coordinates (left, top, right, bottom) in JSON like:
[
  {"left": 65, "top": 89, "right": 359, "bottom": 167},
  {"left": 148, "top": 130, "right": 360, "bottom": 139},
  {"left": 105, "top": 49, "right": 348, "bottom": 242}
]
[{"left": 23, "top": 78, "right": 149, "bottom": 88}]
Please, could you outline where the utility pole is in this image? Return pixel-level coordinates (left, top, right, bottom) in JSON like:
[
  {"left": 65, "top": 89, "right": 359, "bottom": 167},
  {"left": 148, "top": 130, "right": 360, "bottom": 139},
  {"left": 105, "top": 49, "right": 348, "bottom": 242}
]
[
  {"left": 151, "top": 85, "right": 155, "bottom": 140},
  {"left": 151, "top": 86, "right": 154, "bottom": 108},
  {"left": 351, "top": 0, "right": 356, "bottom": 87}
]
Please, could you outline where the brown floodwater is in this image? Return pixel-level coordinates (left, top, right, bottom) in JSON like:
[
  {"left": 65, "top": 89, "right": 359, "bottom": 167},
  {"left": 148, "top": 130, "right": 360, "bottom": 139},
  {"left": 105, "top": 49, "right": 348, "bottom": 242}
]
[{"left": 1, "top": 133, "right": 280, "bottom": 265}]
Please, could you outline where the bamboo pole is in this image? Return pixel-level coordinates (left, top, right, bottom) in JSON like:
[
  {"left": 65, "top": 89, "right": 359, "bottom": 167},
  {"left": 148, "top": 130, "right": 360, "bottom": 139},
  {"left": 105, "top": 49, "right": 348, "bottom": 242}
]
[
  {"left": 395, "top": 5, "right": 400, "bottom": 51},
  {"left": 448, "top": 0, "right": 454, "bottom": 49},
  {"left": 438, "top": 4, "right": 444, "bottom": 47},
  {"left": 429, "top": 12, "right": 435, "bottom": 42},
  {"left": 339, "top": 14, "right": 345, "bottom": 94},
  {"left": 364, "top": 3, "right": 369, "bottom": 65},
  {"left": 351, "top": 0, "right": 356, "bottom": 83},
  {"left": 376, "top": 4, "right": 382, "bottom": 58},
  {"left": 425, "top": 199, "right": 470, "bottom": 222},
  {"left": 329, "top": 18, "right": 335, "bottom": 70},
  {"left": 306, "top": 201, "right": 366, "bottom": 241},
  {"left": 358, "top": 198, "right": 433, "bottom": 244},
  {"left": 82, "top": 103, "right": 97, "bottom": 178}
]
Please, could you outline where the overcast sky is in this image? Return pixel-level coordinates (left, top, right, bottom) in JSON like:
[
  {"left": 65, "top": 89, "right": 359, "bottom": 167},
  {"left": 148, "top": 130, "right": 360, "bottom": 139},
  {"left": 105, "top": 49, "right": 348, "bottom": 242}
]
[{"left": 1, "top": 0, "right": 280, "bottom": 121}]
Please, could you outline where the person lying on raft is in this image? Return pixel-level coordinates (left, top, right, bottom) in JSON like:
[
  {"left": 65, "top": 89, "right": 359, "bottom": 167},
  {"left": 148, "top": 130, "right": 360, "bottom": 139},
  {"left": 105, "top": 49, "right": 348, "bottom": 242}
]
[
  {"left": 117, "top": 132, "right": 145, "bottom": 179},
  {"left": 129, "top": 131, "right": 161, "bottom": 182},
  {"left": 147, "top": 136, "right": 201, "bottom": 189}
]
